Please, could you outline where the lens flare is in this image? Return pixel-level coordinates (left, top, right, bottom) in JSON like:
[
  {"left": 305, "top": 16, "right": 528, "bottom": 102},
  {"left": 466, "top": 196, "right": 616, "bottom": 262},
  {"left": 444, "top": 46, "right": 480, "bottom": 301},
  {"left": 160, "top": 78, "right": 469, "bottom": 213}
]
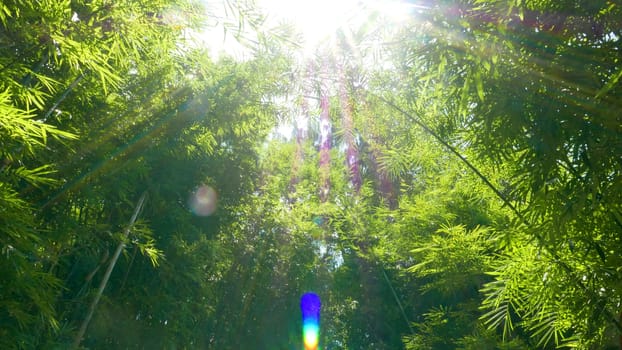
[
  {"left": 189, "top": 185, "right": 217, "bottom": 216},
  {"left": 300, "top": 292, "right": 321, "bottom": 350}
]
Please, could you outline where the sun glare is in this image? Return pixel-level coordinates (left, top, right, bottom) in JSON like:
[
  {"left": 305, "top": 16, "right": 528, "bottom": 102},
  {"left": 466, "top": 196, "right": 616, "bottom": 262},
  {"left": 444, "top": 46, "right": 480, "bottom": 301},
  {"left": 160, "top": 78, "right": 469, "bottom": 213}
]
[
  {"left": 257, "top": 0, "right": 363, "bottom": 51},
  {"left": 199, "top": 0, "right": 415, "bottom": 58}
]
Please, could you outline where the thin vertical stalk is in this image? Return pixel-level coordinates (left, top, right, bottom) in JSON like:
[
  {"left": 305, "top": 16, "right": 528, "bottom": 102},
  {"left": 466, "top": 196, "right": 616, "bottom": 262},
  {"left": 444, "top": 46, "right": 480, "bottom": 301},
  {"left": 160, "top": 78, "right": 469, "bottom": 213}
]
[
  {"left": 318, "top": 92, "right": 331, "bottom": 202},
  {"left": 338, "top": 67, "right": 361, "bottom": 193},
  {"left": 381, "top": 268, "right": 415, "bottom": 336},
  {"left": 71, "top": 191, "right": 147, "bottom": 349}
]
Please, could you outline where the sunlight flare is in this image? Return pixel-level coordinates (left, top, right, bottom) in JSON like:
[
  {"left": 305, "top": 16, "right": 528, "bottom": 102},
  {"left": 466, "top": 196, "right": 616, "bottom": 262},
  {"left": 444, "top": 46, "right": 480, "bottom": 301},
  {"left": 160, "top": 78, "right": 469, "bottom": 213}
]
[
  {"left": 189, "top": 184, "right": 218, "bottom": 216},
  {"left": 301, "top": 292, "right": 321, "bottom": 350}
]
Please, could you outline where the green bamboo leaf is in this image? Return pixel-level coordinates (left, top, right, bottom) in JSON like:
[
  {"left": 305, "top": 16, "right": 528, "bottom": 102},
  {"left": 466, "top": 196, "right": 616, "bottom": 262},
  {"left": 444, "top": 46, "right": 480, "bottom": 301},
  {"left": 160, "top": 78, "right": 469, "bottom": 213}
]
[{"left": 13, "top": 165, "right": 58, "bottom": 187}]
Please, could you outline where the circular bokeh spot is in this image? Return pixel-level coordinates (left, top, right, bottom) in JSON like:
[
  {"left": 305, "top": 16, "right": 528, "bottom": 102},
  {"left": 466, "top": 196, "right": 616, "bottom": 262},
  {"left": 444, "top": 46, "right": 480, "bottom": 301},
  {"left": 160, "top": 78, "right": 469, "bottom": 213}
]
[{"left": 189, "top": 185, "right": 218, "bottom": 216}]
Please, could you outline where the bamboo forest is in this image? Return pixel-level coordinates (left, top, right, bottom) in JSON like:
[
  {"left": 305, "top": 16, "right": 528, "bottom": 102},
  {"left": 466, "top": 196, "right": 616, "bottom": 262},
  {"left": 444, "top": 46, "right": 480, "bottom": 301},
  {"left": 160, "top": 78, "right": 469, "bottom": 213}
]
[{"left": 1, "top": 0, "right": 622, "bottom": 349}]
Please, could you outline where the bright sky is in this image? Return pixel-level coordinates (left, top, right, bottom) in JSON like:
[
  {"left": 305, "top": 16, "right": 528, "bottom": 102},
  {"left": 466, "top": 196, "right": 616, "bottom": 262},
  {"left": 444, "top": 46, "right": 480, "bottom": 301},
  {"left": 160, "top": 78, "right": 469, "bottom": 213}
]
[
  {"left": 196, "top": 0, "right": 417, "bottom": 138},
  {"left": 257, "top": 0, "right": 364, "bottom": 48},
  {"left": 199, "top": 0, "right": 414, "bottom": 58}
]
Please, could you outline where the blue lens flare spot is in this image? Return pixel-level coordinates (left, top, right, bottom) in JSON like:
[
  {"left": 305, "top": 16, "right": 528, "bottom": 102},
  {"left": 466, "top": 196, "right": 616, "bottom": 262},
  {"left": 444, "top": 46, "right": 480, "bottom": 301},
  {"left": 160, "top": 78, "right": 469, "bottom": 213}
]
[{"left": 301, "top": 292, "right": 321, "bottom": 350}]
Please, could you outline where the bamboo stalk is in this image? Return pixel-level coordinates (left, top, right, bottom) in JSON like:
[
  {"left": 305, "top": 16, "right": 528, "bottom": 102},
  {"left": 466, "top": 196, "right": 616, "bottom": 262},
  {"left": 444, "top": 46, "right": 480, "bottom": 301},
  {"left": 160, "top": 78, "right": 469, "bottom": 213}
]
[{"left": 71, "top": 191, "right": 147, "bottom": 349}]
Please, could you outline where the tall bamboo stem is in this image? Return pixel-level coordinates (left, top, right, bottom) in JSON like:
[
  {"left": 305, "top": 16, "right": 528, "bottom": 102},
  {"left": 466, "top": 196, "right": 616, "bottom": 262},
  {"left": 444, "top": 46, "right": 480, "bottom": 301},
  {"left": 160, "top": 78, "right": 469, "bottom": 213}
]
[{"left": 71, "top": 191, "right": 147, "bottom": 349}]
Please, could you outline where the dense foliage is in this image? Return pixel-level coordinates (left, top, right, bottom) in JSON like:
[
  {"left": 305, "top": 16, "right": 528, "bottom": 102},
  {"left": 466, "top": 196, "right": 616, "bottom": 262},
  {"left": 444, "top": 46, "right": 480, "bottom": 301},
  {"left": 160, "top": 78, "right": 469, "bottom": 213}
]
[{"left": 1, "top": 0, "right": 620, "bottom": 349}]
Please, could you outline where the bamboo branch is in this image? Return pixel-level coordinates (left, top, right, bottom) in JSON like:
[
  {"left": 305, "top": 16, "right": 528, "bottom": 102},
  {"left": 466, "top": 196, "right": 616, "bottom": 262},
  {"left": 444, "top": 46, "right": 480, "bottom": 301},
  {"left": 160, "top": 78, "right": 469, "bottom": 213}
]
[
  {"left": 42, "top": 74, "right": 84, "bottom": 122},
  {"left": 71, "top": 191, "right": 147, "bottom": 349},
  {"left": 373, "top": 93, "right": 622, "bottom": 332},
  {"left": 381, "top": 267, "right": 415, "bottom": 336}
]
